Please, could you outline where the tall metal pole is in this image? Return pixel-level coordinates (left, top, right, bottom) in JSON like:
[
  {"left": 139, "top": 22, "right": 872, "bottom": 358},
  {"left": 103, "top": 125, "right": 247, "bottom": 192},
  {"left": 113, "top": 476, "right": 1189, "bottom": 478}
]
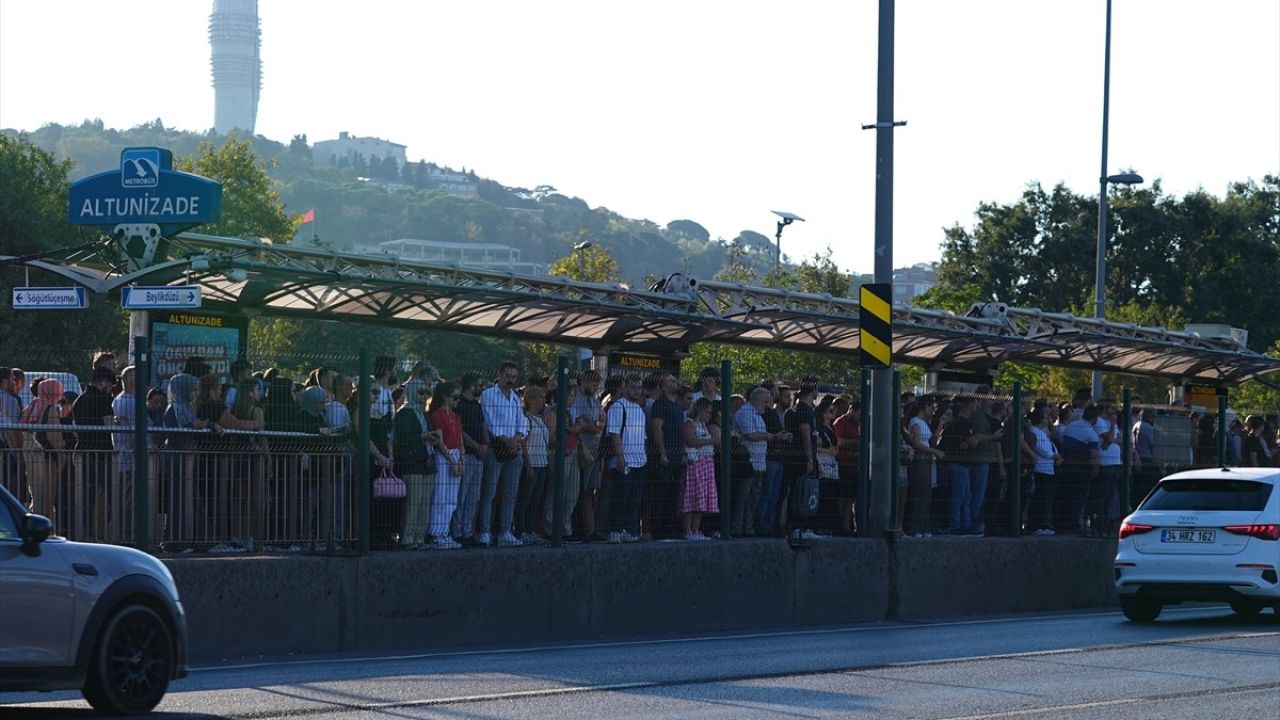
[
  {"left": 132, "top": 336, "right": 151, "bottom": 550},
  {"left": 867, "top": 0, "right": 897, "bottom": 535},
  {"left": 719, "top": 360, "right": 733, "bottom": 540},
  {"left": 551, "top": 355, "right": 570, "bottom": 547},
  {"left": 357, "top": 348, "right": 371, "bottom": 554},
  {"left": 1092, "top": 0, "right": 1114, "bottom": 401}
]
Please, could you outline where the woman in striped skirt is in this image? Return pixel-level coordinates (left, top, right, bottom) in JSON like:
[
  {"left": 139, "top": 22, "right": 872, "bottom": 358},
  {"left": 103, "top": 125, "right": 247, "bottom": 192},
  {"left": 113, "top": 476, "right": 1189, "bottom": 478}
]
[{"left": 680, "top": 397, "right": 720, "bottom": 540}]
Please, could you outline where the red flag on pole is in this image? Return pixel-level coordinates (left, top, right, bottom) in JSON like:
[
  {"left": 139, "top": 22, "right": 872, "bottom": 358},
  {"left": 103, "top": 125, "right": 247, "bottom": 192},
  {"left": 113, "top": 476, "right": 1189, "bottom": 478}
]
[{"left": 299, "top": 208, "right": 315, "bottom": 224}]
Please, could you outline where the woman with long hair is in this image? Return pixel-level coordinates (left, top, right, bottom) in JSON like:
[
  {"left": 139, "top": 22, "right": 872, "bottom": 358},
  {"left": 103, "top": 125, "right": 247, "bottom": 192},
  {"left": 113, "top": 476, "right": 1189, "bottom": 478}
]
[
  {"left": 427, "top": 382, "right": 465, "bottom": 549},
  {"left": 20, "top": 378, "right": 65, "bottom": 527}
]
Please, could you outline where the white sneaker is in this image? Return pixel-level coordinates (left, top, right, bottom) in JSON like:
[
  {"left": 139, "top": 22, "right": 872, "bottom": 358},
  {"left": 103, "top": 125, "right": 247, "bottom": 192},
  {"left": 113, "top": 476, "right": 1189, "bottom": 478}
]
[
  {"left": 435, "top": 536, "right": 461, "bottom": 550},
  {"left": 477, "top": 532, "right": 492, "bottom": 546},
  {"left": 800, "top": 530, "right": 821, "bottom": 540},
  {"left": 622, "top": 530, "right": 640, "bottom": 543},
  {"left": 607, "top": 531, "right": 624, "bottom": 544},
  {"left": 1033, "top": 528, "right": 1056, "bottom": 537},
  {"left": 498, "top": 531, "right": 523, "bottom": 547}
]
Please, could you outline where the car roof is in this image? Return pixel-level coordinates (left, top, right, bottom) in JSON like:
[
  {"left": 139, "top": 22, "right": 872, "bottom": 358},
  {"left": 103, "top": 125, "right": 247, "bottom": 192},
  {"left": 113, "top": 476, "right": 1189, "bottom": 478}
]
[{"left": 1159, "top": 467, "right": 1280, "bottom": 485}]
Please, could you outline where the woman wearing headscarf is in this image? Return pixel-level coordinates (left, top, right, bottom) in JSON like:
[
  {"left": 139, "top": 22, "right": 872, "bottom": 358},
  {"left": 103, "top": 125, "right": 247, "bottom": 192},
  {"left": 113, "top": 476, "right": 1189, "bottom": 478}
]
[{"left": 20, "top": 378, "right": 65, "bottom": 526}]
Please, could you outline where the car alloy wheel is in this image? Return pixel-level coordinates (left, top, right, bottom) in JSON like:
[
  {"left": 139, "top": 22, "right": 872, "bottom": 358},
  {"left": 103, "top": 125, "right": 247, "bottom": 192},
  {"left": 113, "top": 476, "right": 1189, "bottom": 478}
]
[{"left": 83, "top": 604, "right": 173, "bottom": 715}]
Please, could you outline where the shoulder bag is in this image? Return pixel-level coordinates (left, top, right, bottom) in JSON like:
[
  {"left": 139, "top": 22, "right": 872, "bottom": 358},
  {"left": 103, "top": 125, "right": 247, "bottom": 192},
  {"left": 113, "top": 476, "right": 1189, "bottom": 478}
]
[{"left": 372, "top": 467, "right": 407, "bottom": 499}]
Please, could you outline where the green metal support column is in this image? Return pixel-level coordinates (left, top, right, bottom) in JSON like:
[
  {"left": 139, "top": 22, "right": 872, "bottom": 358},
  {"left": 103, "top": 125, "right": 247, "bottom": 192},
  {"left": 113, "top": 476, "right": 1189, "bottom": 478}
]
[
  {"left": 357, "top": 348, "right": 371, "bottom": 554},
  {"left": 132, "top": 336, "right": 151, "bottom": 550},
  {"left": 1121, "top": 388, "right": 1132, "bottom": 515},
  {"left": 1217, "top": 393, "right": 1228, "bottom": 467},
  {"left": 719, "top": 360, "right": 733, "bottom": 540},
  {"left": 1009, "top": 382, "right": 1022, "bottom": 537},
  {"left": 890, "top": 371, "right": 901, "bottom": 531},
  {"left": 551, "top": 355, "right": 570, "bottom": 547},
  {"left": 857, "top": 368, "right": 871, "bottom": 536}
]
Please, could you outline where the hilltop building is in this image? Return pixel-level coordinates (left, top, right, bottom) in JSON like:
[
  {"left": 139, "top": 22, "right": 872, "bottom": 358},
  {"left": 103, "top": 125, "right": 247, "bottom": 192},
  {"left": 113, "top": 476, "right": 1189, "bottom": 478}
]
[
  {"left": 209, "top": 0, "right": 261, "bottom": 134},
  {"left": 314, "top": 132, "right": 407, "bottom": 169},
  {"left": 376, "top": 238, "right": 546, "bottom": 276},
  {"left": 893, "top": 263, "right": 937, "bottom": 303}
]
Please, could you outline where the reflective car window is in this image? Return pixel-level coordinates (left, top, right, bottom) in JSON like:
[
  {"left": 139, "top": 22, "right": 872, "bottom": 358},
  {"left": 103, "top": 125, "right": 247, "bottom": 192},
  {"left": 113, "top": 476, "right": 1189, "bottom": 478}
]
[
  {"left": 1141, "top": 479, "right": 1273, "bottom": 512},
  {"left": 0, "top": 495, "right": 17, "bottom": 540}
]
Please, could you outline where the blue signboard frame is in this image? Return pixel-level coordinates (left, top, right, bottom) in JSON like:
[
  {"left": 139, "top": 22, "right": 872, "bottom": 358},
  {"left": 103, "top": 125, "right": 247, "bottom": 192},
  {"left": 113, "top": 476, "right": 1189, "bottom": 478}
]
[{"left": 68, "top": 147, "right": 222, "bottom": 235}]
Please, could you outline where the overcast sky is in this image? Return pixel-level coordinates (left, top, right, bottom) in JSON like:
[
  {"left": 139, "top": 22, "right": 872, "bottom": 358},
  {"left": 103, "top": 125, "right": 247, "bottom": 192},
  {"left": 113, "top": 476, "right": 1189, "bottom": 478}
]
[{"left": 2, "top": 0, "right": 1277, "bottom": 272}]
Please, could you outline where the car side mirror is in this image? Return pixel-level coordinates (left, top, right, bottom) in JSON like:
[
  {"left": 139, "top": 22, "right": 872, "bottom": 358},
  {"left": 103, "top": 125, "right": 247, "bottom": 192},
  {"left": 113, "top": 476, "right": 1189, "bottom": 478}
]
[{"left": 21, "top": 513, "right": 53, "bottom": 554}]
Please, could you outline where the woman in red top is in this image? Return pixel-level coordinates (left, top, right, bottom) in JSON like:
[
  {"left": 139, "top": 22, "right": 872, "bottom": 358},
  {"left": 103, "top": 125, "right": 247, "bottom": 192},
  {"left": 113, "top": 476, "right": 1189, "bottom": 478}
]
[{"left": 427, "top": 382, "right": 465, "bottom": 549}]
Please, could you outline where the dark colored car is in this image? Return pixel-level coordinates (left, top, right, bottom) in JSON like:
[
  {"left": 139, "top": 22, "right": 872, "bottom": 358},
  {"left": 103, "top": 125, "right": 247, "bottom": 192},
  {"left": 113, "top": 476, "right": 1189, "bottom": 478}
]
[{"left": 0, "top": 483, "right": 187, "bottom": 714}]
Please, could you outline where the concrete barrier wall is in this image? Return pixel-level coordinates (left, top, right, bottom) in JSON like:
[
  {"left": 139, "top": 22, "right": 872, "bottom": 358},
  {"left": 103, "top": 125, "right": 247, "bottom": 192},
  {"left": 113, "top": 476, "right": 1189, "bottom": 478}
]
[{"left": 166, "top": 537, "right": 1115, "bottom": 663}]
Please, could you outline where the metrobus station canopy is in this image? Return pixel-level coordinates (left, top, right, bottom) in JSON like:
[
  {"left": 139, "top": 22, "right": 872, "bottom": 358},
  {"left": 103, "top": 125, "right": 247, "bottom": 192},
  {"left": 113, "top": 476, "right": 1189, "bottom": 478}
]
[{"left": 10, "top": 232, "right": 1279, "bottom": 385}]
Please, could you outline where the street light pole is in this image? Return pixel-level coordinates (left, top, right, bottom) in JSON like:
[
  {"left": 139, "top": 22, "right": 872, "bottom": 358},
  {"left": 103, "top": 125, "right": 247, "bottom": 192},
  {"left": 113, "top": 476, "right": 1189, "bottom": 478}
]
[
  {"left": 573, "top": 240, "right": 592, "bottom": 280},
  {"left": 1093, "top": 0, "right": 1115, "bottom": 401},
  {"left": 1092, "top": 0, "right": 1142, "bottom": 400}
]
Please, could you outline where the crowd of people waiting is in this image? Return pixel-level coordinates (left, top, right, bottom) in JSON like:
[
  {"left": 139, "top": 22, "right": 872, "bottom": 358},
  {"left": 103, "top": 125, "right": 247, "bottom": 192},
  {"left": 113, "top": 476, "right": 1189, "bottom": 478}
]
[{"left": 1, "top": 354, "right": 1277, "bottom": 551}]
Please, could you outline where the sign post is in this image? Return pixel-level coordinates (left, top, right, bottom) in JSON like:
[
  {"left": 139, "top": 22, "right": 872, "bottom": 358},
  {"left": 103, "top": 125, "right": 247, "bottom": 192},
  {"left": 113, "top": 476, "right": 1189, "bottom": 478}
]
[
  {"left": 11, "top": 287, "right": 87, "bottom": 310},
  {"left": 122, "top": 286, "right": 202, "bottom": 310}
]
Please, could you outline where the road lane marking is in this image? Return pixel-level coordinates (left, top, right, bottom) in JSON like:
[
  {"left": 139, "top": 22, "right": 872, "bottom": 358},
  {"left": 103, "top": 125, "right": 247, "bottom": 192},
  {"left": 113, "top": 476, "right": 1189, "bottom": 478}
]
[
  {"left": 193, "top": 605, "right": 1236, "bottom": 673},
  {"left": 931, "top": 681, "right": 1280, "bottom": 720}
]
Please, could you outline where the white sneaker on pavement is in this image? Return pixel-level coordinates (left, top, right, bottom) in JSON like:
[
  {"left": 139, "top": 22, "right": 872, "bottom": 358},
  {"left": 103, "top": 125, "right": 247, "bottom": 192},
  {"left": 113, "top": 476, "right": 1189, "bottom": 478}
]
[
  {"left": 498, "top": 531, "right": 523, "bottom": 547},
  {"left": 607, "top": 531, "right": 624, "bottom": 544},
  {"left": 435, "top": 536, "right": 461, "bottom": 550},
  {"left": 477, "top": 532, "right": 492, "bottom": 546}
]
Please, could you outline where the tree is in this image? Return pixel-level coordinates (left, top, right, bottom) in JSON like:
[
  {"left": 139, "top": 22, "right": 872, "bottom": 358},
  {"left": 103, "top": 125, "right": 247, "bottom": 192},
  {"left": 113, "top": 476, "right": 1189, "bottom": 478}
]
[
  {"left": 175, "top": 139, "right": 298, "bottom": 242},
  {"left": 547, "top": 235, "right": 620, "bottom": 282},
  {"left": 0, "top": 135, "right": 127, "bottom": 369},
  {"left": 288, "top": 134, "right": 309, "bottom": 159}
]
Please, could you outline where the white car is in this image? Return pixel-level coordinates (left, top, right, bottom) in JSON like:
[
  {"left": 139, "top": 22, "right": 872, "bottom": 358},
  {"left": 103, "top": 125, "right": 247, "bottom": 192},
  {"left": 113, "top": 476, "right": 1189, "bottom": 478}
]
[{"left": 1114, "top": 467, "right": 1280, "bottom": 622}]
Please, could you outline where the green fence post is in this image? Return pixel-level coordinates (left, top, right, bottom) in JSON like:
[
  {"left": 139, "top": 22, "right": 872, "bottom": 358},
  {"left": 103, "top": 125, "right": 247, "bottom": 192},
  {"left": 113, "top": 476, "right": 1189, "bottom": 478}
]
[
  {"left": 857, "top": 368, "right": 871, "bottom": 537},
  {"left": 132, "top": 336, "right": 152, "bottom": 551},
  {"left": 719, "top": 360, "right": 733, "bottom": 540},
  {"left": 1010, "top": 381, "right": 1022, "bottom": 537},
  {"left": 1217, "top": 392, "right": 1228, "bottom": 467},
  {"left": 1121, "top": 388, "right": 1132, "bottom": 515},
  {"left": 357, "top": 348, "right": 371, "bottom": 554},
  {"left": 890, "top": 370, "right": 901, "bottom": 531},
  {"left": 551, "top": 355, "right": 570, "bottom": 547}
]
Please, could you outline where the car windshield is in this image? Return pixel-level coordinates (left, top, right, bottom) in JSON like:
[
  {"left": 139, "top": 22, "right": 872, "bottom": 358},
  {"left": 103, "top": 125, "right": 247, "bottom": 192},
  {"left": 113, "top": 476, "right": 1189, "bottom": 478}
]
[{"left": 1141, "top": 478, "right": 1273, "bottom": 512}]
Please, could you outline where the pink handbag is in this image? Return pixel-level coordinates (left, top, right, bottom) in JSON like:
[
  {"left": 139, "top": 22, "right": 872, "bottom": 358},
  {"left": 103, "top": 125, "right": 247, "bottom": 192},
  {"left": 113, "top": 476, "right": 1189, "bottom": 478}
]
[{"left": 372, "top": 468, "right": 406, "bottom": 499}]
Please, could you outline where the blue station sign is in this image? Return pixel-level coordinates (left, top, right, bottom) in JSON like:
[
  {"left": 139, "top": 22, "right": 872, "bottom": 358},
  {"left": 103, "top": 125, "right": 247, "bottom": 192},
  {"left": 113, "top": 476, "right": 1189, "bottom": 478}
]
[{"left": 68, "top": 147, "right": 222, "bottom": 235}]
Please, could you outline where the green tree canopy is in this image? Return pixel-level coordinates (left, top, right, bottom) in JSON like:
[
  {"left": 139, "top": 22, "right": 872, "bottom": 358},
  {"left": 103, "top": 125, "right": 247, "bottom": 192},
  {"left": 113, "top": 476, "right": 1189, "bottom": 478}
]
[{"left": 175, "top": 138, "right": 298, "bottom": 242}]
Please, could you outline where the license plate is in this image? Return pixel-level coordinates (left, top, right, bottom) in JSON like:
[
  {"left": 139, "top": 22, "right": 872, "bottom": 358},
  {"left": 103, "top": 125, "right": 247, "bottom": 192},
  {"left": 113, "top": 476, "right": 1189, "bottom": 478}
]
[{"left": 1161, "top": 529, "right": 1216, "bottom": 543}]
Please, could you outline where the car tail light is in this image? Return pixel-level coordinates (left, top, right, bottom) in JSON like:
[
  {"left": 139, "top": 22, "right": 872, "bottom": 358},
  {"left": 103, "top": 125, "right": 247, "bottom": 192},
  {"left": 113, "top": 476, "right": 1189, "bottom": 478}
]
[
  {"left": 1118, "top": 522, "right": 1155, "bottom": 539},
  {"left": 1223, "top": 524, "right": 1280, "bottom": 541}
]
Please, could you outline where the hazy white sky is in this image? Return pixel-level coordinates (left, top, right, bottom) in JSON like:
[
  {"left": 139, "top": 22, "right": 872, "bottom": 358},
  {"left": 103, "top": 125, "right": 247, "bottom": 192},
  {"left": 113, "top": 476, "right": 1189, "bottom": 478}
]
[{"left": 2, "top": 0, "right": 1277, "bottom": 272}]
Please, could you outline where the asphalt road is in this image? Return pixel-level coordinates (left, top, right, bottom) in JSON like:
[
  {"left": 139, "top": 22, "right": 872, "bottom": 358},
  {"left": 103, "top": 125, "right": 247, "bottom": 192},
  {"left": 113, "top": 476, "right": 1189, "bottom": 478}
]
[{"left": 4, "top": 605, "right": 1278, "bottom": 719}]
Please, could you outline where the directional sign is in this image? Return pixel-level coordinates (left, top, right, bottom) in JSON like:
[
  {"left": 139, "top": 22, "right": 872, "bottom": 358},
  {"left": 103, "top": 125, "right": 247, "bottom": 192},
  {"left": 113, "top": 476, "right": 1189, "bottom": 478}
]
[
  {"left": 12, "top": 287, "right": 88, "bottom": 310},
  {"left": 859, "top": 283, "right": 892, "bottom": 368},
  {"left": 121, "top": 285, "right": 202, "bottom": 310}
]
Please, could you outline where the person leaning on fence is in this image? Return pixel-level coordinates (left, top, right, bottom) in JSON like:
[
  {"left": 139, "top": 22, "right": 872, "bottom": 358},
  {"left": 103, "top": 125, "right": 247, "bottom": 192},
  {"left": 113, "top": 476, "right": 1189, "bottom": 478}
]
[
  {"left": 428, "top": 381, "right": 465, "bottom": 549},
  {"left": 479, "top": 361, "right": 528, "bottom": 548}
]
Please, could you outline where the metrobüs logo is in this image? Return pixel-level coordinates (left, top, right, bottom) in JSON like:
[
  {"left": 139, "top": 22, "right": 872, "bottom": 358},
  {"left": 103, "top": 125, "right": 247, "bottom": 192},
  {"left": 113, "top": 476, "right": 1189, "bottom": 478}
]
[{"left": 121, "top": 148, "right": 161, "bottom": 188}]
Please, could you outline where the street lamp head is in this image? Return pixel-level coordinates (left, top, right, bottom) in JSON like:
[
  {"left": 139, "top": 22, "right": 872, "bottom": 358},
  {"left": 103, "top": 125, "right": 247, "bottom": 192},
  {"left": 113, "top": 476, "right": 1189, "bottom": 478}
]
[
  {"left": 1106, "top": 172, "right": 1144, "bottom": 185},
  {"left": 573, "top": 241, "right": 593, "bottom": 251},
  {"left": 771, "top": 210, "right": 806, "bottom": 224}
]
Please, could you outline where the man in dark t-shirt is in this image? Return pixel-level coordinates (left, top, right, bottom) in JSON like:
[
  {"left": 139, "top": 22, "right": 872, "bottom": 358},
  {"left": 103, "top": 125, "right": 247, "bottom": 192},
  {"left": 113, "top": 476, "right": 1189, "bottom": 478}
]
[
  {"left": 72, "top": 367, "right": 117, "bottom": 538},
  {"left": 784, "top": 384, "right": 818, "bottom": 538},
  {"left": 647, "top": 373, "right": 685, "bottom": 538},
  {"left": 937, "top": 397, "right": 978, "bottom": 534},
  {"left": 451, "top": 371, "right": 489, "bottom": 544}
]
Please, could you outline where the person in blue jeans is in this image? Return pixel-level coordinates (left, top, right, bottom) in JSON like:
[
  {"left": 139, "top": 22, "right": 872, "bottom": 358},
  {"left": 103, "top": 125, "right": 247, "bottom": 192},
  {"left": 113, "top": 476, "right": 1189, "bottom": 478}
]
[{"left": 936, "top": 397, "right": 981, "bottom": 535}]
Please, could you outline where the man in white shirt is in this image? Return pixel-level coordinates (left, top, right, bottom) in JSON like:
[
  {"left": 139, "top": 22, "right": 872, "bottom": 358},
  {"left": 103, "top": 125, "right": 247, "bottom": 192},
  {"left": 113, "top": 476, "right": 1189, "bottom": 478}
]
[
  {"left": 1092, "top": 399, "right": 1123, "bottom": 535},
  {"left": 690, "top": 367, "right": 720, "bottom": 403},
  {"left": 732, "top": 387, "right": 772, "bottom": 536},
  {"left": 479, "top": 361, "right": 528, "bottom": 547},
  {"left": 605, "top": 375, "right": 647, "bottom": 543},
  {"left": 110, "top": 367, "right": 138, "bottom": 540}
]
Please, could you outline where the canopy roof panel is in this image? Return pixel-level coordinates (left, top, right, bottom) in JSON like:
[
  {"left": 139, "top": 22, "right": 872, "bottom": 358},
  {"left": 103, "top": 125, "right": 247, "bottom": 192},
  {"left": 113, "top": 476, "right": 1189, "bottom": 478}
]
[{"left": 6, "top": 233, "right": 1277, "bottom": 384}]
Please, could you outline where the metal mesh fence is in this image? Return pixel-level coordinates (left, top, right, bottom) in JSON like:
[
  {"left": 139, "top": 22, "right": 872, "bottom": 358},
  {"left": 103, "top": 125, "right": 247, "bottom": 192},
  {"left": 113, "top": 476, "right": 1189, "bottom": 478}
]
[{"left": 1, "top": 350, "right": 1276, "bottom": 552}]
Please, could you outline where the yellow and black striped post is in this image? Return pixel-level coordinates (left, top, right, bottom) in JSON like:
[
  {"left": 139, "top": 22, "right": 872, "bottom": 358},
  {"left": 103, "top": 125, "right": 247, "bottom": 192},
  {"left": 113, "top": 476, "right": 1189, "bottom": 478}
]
[{"left": 859, "top": 283, "right": 892, "bottom": 368}]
